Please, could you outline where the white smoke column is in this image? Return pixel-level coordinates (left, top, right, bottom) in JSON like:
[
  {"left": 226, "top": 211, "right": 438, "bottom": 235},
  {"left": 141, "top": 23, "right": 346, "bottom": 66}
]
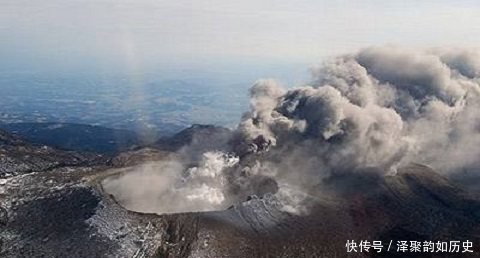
[{"left": 181, "top": 151, "right": 239, "bottom": 206}]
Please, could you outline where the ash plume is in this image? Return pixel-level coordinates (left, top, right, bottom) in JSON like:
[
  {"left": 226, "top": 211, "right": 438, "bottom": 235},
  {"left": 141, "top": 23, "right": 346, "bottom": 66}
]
[
  {"left": 105, "top": 46, "right": 480, "bottom": 215},
  {"left": 237, "top": 46, "right": 480, "bottom": 175}
]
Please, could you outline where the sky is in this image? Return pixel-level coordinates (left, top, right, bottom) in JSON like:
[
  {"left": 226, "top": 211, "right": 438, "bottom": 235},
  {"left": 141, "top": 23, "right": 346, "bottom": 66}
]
[{"left": 1, "top": 0, "right": 480, "bottom": 75}]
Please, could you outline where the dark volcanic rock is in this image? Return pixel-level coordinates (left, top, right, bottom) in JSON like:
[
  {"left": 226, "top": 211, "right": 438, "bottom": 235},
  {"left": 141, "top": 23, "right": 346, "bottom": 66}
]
[
  {"left": 7, "top": 187, "right": 111, "bottom": 257},
  {"left": 0, "top": 165, "right": 166, "bottom": 258},
  {"left": 0, "top": 129, "right": 106, "bottom": 177}
]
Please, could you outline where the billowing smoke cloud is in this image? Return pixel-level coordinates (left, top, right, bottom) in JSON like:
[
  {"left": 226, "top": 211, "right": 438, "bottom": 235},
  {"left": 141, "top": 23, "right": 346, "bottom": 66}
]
[
  {"left": 104, "top": 46, "right": 480, "bottom": 215},
  {"left": 237, "top": 46, "right": 480, "bottom": 175}
]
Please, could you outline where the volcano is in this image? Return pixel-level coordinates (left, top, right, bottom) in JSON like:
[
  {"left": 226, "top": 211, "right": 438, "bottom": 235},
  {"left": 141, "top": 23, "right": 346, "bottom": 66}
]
[
  {"left": 1, "top": 126, "right": 480, "bottom": 257},
  {"left": 3, "top": 47, "right": 480, "bottom": 257}
]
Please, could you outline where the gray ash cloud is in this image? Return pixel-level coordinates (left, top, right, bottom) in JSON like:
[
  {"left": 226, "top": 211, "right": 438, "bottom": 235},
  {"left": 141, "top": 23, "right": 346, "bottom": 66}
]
[
  {"left": 237, "top": 46, "right": 480, "bottom": 176},
  {"left": 105, "top": 46, "right": 480, "bottom": 215}
]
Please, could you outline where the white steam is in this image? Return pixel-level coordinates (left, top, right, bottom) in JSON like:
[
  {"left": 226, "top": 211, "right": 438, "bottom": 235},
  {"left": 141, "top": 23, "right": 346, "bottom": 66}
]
[{"left": 103, "top": 152, "right": 238, "bottom": 214}]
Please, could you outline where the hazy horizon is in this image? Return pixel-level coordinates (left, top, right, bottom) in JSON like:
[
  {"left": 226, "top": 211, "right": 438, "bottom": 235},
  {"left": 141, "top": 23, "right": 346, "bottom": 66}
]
[{"left": 2, "top": 0, "right": 480, "bottom": 74}]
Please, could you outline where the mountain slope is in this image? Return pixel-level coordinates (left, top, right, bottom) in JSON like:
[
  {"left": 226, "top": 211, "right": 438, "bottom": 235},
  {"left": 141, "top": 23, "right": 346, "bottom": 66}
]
[
  {"left": 0, "top": 129, "right": 105, "bottom": 177},
  {"left": 153, "top": 124, "right": 231, "bottom": 151}
]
